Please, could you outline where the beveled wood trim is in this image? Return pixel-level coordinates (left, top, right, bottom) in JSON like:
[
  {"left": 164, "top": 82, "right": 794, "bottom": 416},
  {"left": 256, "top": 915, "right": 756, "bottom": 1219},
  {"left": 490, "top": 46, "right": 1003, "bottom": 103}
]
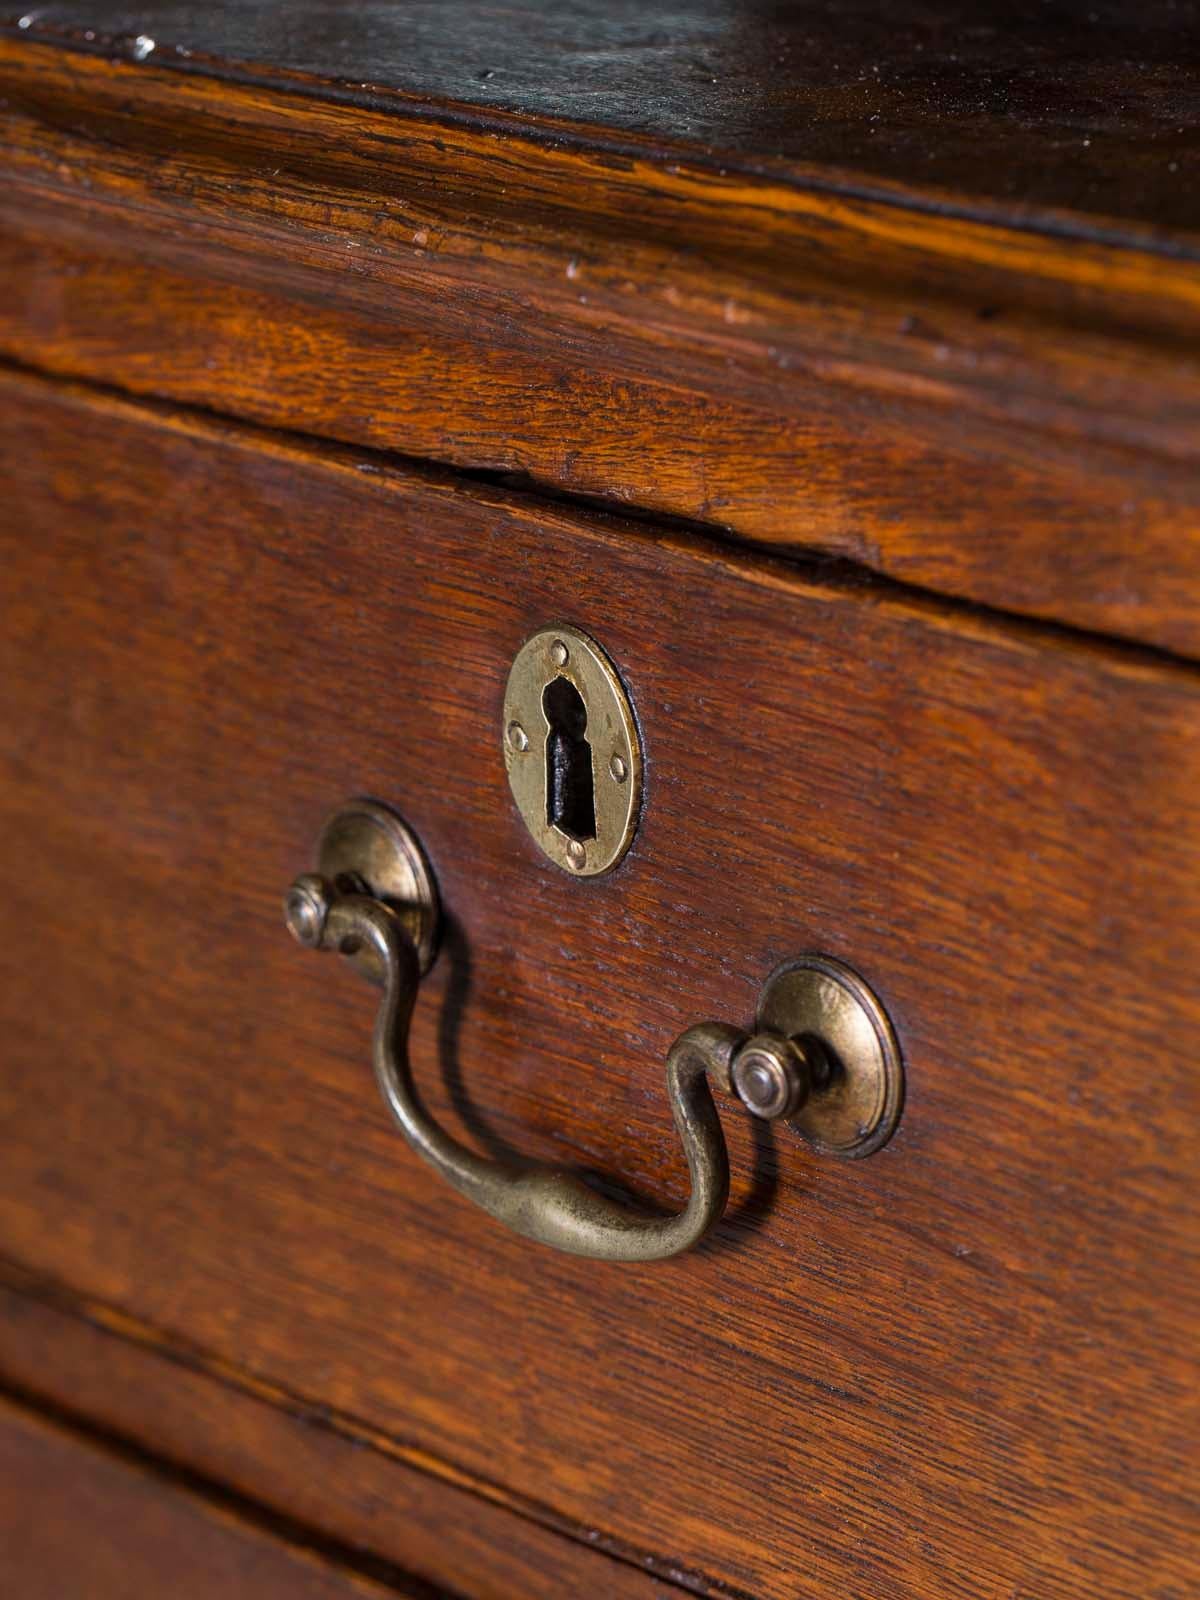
[
  {"left": 2, "top": 38, "right": 1200, "bottom": 655},
  {"left": 7, "top": 9, "right": 1200, "bottom": 251}
]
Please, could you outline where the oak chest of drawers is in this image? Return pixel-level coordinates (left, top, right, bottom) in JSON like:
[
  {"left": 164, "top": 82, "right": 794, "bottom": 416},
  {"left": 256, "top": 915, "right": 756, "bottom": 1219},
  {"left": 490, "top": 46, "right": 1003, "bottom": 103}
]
[{"left": 1, "top": 5, "right": 1197, "bottom": 1598}]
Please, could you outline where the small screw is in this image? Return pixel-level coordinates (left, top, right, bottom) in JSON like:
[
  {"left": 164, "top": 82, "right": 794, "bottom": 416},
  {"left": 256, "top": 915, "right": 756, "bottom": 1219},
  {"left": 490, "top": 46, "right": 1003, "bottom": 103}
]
[
  {"left": 550, "top": 639, "right": 570, "bottom": 668},
  {"left": 506, "top": 720, "right": 529, "bottom": 753},
  {"left": 566, "top": 839, "right": 586, "bottom": 870},
  {"left": 609, "top": 752, "right": 628, "bottom": 784}
]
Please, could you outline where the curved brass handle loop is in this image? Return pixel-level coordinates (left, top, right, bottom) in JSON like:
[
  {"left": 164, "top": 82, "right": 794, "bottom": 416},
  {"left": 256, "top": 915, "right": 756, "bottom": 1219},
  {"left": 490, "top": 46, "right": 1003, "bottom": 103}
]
[
  {"left": 285, "top": 801, "right": 902, "bottom": 1263},
  {"left": 287, "top": 877, "right": 750, "bottom": 1259}
]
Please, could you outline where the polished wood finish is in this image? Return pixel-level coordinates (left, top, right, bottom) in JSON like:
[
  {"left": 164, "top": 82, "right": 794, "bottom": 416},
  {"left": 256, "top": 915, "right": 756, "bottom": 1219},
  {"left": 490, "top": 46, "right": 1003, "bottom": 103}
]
[
  {"left": 10, "top": 1, "right": 1200, "bottom": 237},
  {"left": 1, "top": 369, "right": 1196, "bottom": 1600},
  {"left": 0, "top": 1395, "right": 429, "bottom": 1599},
  {"left": 2, "top": 36, "right": 1200, "bottom": 654},
  {"left": 0, "top": 1265, "right": 676, "bottom": 1600}
]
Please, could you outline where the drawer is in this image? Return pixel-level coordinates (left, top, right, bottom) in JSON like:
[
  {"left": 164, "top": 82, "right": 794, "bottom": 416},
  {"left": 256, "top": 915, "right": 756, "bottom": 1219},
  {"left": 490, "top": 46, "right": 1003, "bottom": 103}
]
[
  {"left": 0, "top": 1268, "right": 674, "bottom": 1600},
  {"left": 0, "top": 1394, "right": 421, "bottom": 1599},
  {"left": 1, "top": 368, "right": 1197, "bottom": 1599}
]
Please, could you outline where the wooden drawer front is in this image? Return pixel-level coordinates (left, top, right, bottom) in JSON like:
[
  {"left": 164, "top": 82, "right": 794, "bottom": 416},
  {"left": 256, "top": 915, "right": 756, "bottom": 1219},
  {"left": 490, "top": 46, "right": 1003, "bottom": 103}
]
[{"left": 1, "top": 371, "right": 1197, "bottom": 1600}]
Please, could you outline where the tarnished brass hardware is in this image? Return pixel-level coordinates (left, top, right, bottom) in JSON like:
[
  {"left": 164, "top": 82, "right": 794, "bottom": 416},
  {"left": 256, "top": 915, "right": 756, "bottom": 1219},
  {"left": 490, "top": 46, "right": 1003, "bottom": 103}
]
[
  {"left": 502, "top": 624, "right": 641, "bottom": 877},
  {"left": 285, "top": 801, "right": 902, "bottom": 1261},
  {"left": 756, "top": 954, "right": 904, "bottom": 1157},
  {"left": 285, "top": 798, "right": 440, "bottom": 986}
]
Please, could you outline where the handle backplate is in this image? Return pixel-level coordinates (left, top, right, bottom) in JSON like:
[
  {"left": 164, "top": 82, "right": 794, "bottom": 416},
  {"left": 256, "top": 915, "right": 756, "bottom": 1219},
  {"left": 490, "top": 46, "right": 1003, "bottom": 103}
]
[
  {"left": 294, "top": 798, "right": 440, "bottom": 984},
  {"left": 757, "top": 955, "right": 903, "bottom": 1157}
]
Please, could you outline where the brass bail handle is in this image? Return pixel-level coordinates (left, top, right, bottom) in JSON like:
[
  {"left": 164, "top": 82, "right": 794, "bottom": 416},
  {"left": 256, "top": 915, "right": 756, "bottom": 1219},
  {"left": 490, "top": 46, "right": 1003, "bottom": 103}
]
[{"left": 284, "top": 800, "right": 903, "bottom": 1263}]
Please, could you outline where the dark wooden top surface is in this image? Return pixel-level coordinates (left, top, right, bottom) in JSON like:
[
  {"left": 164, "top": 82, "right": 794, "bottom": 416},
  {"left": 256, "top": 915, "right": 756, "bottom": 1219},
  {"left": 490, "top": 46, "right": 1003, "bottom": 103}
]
[{"left": 9, "top": 0, "right": 1200, "bottom": 242}]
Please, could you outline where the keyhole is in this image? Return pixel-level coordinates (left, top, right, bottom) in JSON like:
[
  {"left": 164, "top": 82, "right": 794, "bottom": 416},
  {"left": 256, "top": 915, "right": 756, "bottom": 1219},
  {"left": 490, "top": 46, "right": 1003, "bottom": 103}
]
[{"left": 543, "top": 676, "right": 596, "bottom": 842}]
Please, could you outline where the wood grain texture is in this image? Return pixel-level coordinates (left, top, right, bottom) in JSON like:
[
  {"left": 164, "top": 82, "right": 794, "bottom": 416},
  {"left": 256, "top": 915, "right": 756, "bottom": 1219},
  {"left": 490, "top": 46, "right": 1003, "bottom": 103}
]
[
  {"left": 0, "top": 1394, "right": 427, "bottom": 1600},
  {"left": 0, "top": 1266, "right": 682, "bottom": 1600},
  {"left": 7, "top": 0, "right": 1200, "bottom": 240},
  {"left": 0, "top": 368, "right": 1197, "bottom": 1599},
  {"left": 2, "top": 38, "right": 1200, "bottom": 656}
]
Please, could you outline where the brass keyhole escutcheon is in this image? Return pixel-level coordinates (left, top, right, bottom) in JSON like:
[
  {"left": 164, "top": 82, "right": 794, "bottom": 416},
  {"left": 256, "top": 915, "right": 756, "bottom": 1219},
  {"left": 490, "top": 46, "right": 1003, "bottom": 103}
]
[{"left": 503, "top": 624, "right": 642, "bottom": 875}]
